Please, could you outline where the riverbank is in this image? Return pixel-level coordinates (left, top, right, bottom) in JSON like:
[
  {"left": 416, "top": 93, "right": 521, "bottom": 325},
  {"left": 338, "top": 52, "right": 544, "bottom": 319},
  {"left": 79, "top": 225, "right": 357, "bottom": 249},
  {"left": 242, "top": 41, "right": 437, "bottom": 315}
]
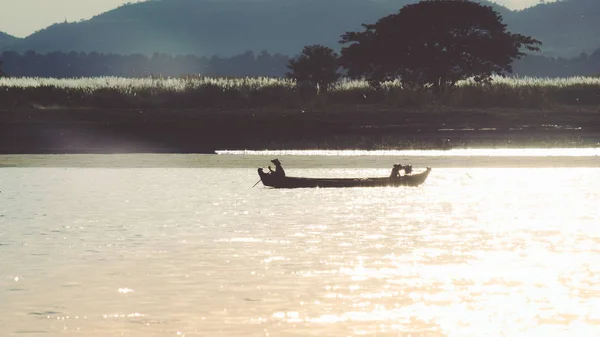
[{"left": 1, "top": 105, "right": 599, "bottom": 154}]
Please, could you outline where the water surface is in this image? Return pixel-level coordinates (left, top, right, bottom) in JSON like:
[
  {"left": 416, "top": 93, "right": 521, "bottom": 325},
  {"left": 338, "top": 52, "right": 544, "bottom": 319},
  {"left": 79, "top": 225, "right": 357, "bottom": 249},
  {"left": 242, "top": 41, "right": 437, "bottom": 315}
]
[{"left": 1, "top": 150, "right": 600, "bottom": 337}]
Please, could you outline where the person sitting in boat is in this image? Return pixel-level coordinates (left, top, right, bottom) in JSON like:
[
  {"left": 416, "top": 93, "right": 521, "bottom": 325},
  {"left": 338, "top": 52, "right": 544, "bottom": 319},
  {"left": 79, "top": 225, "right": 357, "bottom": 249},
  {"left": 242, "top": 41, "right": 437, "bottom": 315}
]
[
  {"left": 390, "top": 164, "right": 403, "bottom": 178},
  {"left": 270, "top": 158, "right": 286, "bottom": 178},
  {"left": 404, "top": 165, "right": 413, "bottom": 175}
]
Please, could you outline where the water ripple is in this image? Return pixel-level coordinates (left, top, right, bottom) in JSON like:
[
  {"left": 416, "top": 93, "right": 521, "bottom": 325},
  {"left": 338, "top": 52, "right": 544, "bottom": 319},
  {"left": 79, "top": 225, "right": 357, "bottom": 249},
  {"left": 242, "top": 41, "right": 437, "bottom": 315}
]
[{"left": 1, "top": 163, "right": 599, "bottom": 336}]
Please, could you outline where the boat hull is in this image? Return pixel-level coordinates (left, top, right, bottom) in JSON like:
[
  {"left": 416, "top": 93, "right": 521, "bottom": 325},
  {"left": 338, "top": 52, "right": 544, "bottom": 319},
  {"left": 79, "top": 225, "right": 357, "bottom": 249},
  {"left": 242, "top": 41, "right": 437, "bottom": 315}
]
[{"left": 258, "top": 167, "right": 431, "bottom": 189}]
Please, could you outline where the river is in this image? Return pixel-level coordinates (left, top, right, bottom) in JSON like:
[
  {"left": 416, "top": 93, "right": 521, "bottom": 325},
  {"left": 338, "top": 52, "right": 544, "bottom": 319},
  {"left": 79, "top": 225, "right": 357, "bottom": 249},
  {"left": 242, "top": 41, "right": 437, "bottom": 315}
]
[{"left": 1, "top": 149, "right": 600, "bottom": 337}]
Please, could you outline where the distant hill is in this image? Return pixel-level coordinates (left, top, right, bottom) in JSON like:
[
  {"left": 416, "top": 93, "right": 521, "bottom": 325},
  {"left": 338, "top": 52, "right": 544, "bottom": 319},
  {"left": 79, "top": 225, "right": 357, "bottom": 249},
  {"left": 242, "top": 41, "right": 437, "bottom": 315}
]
[
  {"left": 4, "top": 0, "right": 406, "bottom": 56},
  {"left": 504, "top": 0, "right": 600, "bottom": 57},
  {"left": 1, "top": 0, "right": 597, "bottom": 58},
  {"left": 0, "top": 31, "right": 18, "bottom": 49},
  {"left": 1, "top": 0, "right": 511, "bottom": 57}
]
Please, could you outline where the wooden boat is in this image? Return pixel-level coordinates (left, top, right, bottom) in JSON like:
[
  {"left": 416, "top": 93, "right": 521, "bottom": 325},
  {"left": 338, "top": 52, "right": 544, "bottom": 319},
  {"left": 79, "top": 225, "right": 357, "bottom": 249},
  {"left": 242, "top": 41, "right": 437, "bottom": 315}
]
[{"left": 257, "top": 166, "right": 432, "bottom": 189}]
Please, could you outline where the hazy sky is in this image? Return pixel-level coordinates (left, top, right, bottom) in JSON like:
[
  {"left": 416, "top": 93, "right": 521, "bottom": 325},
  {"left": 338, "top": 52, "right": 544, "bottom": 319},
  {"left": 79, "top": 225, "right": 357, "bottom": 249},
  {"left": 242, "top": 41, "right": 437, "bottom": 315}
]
[{"left": 0, "top": 0, "right": 551, "bottom": 38}]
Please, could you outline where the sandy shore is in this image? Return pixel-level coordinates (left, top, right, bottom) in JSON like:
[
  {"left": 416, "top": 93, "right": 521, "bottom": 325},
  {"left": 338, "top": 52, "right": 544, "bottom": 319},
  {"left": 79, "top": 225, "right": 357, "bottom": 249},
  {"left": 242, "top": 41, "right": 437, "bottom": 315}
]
[{"left": 1, "top": 106, "right": 599, "bottom": 154}]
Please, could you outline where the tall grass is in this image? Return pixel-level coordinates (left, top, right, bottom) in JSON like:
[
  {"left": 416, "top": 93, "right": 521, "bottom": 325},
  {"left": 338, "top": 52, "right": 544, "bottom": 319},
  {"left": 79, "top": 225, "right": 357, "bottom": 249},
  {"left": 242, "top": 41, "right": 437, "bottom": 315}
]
[{"left": 1, "top": 75, "right": 599, "bottom": 109}]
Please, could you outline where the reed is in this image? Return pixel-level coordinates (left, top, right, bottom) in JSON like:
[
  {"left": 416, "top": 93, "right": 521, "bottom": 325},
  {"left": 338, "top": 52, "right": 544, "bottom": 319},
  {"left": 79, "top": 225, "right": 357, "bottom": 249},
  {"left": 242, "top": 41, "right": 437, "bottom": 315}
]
[{"left": 1, "top": 75, "right": 599, "bottom": 109}]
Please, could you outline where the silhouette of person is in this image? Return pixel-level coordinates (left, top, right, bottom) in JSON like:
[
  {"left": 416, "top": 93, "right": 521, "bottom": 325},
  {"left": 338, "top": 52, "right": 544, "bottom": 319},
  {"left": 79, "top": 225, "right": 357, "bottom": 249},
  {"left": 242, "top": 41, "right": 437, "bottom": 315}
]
[
  {"left": 390, "top": 164, "right": 403, "bottom": 178},
  {"left": 270, "top": 159, "right": 285, "bottom": 178}
]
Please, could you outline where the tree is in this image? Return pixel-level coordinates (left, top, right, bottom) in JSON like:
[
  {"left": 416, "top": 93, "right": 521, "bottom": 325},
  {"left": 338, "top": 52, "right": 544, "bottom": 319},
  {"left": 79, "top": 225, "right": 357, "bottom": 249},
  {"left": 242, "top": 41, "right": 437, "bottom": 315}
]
[
  {"left": 286, "top": 45, "right": 341, "bottom": 94},
  {"left": 339, "top": 0, "right": 542, "bottom": 91}
]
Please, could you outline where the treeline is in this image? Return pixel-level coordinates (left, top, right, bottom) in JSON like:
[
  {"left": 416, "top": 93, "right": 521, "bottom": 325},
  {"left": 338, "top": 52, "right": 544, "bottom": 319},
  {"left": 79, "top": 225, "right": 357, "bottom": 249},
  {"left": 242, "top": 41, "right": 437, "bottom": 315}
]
[
  {"left": 0, "top": 50, "right": 290, "bottom": 78},
  {"left": 514, "top": 51, "right": 600, "bottom": 77},
  {"left": 1, "top": 48, "right": 600, "bottom": 79}
]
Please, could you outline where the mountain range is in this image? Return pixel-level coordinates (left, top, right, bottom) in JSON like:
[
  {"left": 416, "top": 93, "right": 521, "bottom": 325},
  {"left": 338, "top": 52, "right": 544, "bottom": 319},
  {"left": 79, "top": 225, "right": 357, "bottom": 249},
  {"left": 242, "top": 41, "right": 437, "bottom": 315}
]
[
  {"left": 0, "top": 31, "right": 17, "bottom": 50},
  {"left": 1, "top": 0, "right": 598, "bottom": 58}
]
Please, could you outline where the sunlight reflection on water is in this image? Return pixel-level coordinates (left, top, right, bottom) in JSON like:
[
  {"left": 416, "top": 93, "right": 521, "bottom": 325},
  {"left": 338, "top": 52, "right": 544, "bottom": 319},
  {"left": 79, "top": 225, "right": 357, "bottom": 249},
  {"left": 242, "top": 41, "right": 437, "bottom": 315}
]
[
  {"left": 219, "top": 148, "right": 600, "bottom": 157},
  {"left": 1, "top": 155, "right": 600, "bottom": 337}
]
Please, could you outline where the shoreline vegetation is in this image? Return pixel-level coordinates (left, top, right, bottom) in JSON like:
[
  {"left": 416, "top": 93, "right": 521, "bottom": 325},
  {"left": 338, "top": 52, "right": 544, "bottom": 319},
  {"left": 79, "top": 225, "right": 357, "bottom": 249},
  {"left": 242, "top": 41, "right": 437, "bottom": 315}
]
[
  {"left": 1, "top": 76, "right": 600, "bottom": 154},
  {"left": 2, "top": 75, "right": 600, "bottom": 110}
]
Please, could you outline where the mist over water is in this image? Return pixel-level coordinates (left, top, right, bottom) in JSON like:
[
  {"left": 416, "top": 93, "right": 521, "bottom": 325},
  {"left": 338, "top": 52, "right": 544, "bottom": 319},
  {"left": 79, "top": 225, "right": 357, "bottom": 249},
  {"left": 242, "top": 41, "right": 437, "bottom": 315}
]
[{"left": 1, "top": 151, "right": 600, "bottom": 336}]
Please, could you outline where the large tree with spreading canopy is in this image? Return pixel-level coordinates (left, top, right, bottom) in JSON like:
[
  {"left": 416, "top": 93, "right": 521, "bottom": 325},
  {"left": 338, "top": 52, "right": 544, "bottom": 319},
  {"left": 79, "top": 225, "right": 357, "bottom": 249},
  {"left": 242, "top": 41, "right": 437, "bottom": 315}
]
[{"left": 339, "top": 0, "right": 541, "bottom": 91}]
